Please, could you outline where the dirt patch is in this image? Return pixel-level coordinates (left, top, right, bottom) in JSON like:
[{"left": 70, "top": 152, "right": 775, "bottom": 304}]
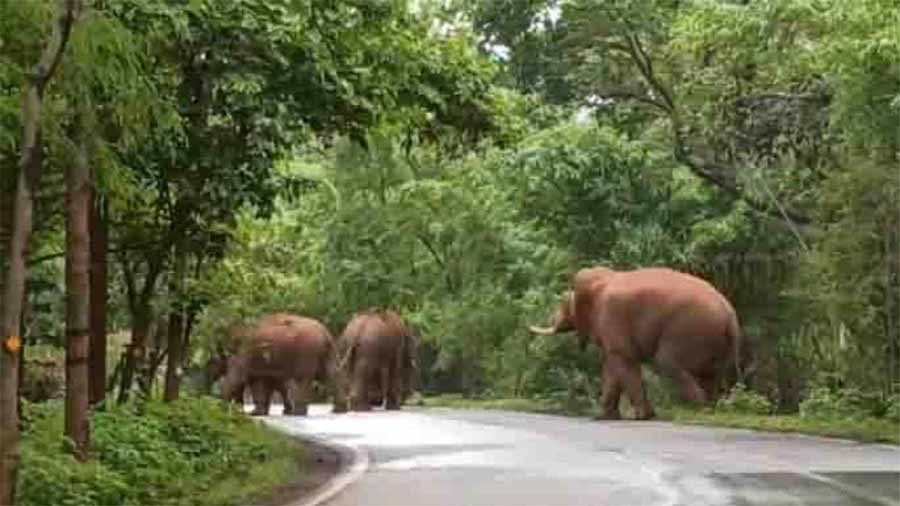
[{"left": 250, "top": 439, "right": 343, "bottom": 506}]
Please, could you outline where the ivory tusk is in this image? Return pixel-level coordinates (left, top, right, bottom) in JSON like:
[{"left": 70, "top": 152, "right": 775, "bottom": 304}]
[{"left": 528, "top": 325, "right": 557, "bottom": 335}]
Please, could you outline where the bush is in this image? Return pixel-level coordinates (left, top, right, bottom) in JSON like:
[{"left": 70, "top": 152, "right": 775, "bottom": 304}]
[
  {"left": 716, "top": 383, "right": 774, "bottom": 415},
  {"left": 21, "top": 345, "right": 65, "bottom": 402},
  {"left": 17, "top": 395, "right": 299, "bottom": 506},
  {"left": 799, "top": 386, "right": 881, "bottom": 420},
  {"left": 886, "top": 394, "right": 900, "bottom": 422}
]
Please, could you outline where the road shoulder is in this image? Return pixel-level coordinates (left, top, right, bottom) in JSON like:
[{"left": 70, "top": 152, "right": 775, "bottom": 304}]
[{"left": 260, "top": 420, "right": 371, "bottom": 506}]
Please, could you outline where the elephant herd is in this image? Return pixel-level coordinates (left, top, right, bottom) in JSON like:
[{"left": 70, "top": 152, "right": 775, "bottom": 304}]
[
  {"left": 209, "top": 266, "right": 744, "bottom": 421},
  {"left": 208, "top": 309, "right": 417, "bottom": 416}
]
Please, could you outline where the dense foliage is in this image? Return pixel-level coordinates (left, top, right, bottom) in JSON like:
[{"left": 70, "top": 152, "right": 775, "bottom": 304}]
[
  {"left": 195, "top": 0, "right": 899, "bottom": 416},
  {"left": 17, "top": 396, "right": 298, "bottom": 506}
]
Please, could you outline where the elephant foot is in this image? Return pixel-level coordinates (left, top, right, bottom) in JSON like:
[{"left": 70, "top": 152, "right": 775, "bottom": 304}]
[
  {"left": 286, "top": 405, "right": 308, "bottom": 416},
  {"left": 385, "top": 403, "right": 401, "bottom": 411},
  {"left": 595, "top": 410, "right": 622, "bottom": 421},
  {"left": 332, "top": 404, "right": 348, "bottom": 414},
  {"left": 250, "top": 408, "right": 269, "bottom": 416},
  {"left": 634, "top": 409, "right": 656, "bottom": 421},
  {"left": 351, "top": 403, "right": 372, "bottom": 412}
]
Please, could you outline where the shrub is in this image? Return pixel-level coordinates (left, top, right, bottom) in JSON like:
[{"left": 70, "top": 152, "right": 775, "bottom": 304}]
[
  {"left": 716, "top": 383, "right": 774, "bottom": 415},
  {"left": 799, "top": 386, "right": 880, "bottom": 420},
  {"left": 885, "top": 394, "right": 900, "bottom": 422},
  {"left": 17, "top": 395, "right": 298, "bottom": 506},
  {"left": 21, "top": 345, "right": 65, "bottom": 402}
]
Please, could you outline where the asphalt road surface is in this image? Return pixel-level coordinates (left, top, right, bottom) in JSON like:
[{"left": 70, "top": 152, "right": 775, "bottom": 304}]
[{"left": 262, "top": 404, "right": 900, "bottom": 506}]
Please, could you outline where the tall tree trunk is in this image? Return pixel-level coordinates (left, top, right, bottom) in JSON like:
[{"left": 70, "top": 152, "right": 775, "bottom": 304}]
[
  {"left": 65, "top": 136, "right": 91, "bottom": 460},
  {"left": 117, "top": 308, "right": 151, "bottom": 404},
  {"left": 1, "top": 1, "right": 79, "bottom": 502},
  {"left": 117, "top": 249, "right": 164, "bottom": 403},
  {"left": 163, "top": 243, "right": 186, "bottom": 401},
  {"left": 88, "top": 193, "right": 107, "bottom": 405}
]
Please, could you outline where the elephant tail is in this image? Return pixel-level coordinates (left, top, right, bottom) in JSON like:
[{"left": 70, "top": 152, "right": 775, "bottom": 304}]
[
  {"left": 727, "top": 312, "right": 744, "bottom": 386},
  {"left": 336, "top": 335, "right": 358, "bottom": 373}
]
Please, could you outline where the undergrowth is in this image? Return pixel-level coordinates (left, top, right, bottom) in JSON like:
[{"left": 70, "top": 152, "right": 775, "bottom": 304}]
[{"left": 17, "top": 395, "right": 302, "bottom": 506}]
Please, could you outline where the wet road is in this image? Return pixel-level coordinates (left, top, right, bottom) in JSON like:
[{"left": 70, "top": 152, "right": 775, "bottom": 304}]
[{"left": 262, "top": 405, "right": 900, "bottom": 506}]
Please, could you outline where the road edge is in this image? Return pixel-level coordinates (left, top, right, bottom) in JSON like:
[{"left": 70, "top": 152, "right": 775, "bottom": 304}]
[{"left": 280, "top": 431, "right": 370, "bottom": 506}]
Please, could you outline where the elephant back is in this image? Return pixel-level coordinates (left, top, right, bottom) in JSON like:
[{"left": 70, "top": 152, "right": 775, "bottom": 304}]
[
  {"left": 242, "top": 313, "right": 331, "bottom": 376},
  {"left": 339, "top": 310, "right": 413, "bottom": 366}
]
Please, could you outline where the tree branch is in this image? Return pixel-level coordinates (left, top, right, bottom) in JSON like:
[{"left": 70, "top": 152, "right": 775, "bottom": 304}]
[
  {"left": 673, "top": 141, "right": 812, "bottom": 226},
  {"left": 625, "top": 34, "right": 675, "bottom": 113},
  {"left": 615, "top": 32, "right": 814, "bottom": 229}
]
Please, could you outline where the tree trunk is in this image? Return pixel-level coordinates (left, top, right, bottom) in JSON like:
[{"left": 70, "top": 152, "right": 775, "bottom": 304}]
[
  {"left": 65, "top": 136, "right": 91, "bottom": 460},
  {"left": 163, "top": 244, "right": 187, "bottom": 402},
  {"left": 117, "top": 308, "right": 151, "bottom": 404},
  {"left": 88, "top": 193, "right": 107, "bottom": 405},
  {"left": 117, "top": 249, "right": 164, "bottom": 403},
  {"left": 1, "top": 1, "right": 79, "bottom": 501}
]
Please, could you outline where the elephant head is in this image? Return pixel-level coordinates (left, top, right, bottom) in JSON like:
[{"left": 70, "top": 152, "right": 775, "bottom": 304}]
[
  {"left": 219, "top": 354, "right": 248, "bottom": 404},
  {"left": 529, "top": 290, "right": 591, "bottom": 350},
  {"left": 204, "top": 345, "right": 230, "bottom": 393},
  {"left": 529, "top": 267, "right": 617, "bottom": 350},
  {"left": 529, "top": 290, "right": 576, "bottom": 336}
]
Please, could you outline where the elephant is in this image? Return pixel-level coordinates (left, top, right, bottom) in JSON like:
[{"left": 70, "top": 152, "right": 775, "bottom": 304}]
[
  {"left": 339, "top": 310, "right": 418, "bottom": 411},
  {"left": 205, "top": 354, "right": 292, "bottom": 412},
  {"left": 529, "top": 266, "right": 743, "bottom": 420},
  {"left": 220, "top": 313, "right": 346, "bottom": 416}
]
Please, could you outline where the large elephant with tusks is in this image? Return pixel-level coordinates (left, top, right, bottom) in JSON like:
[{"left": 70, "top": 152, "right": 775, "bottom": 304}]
[
  {"left": 529, "top": 267, "right": 743, "bottom": 420},
  {"left": 221, "top": 313, "right": 346, "bottom": 416},
  {"left": 339, "top": 310, "right": 418, "bottom": 411}
]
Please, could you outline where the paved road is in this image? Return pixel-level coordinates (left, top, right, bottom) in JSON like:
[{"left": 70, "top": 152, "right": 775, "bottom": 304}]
[{"left": 262, "top": 404, "right": 900, "bottom": 506}]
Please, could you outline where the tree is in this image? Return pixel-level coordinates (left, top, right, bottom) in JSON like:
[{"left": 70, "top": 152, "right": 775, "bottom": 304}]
[
  {"left": 1, "top": 0, "right": 80, "bottom": 502},
  {"left": 557, "top": 0, "right": 823, "bottom": 227},
  {"left": 64, "top": 119, "right": 91, "bottom": 461},
  {"left": 88, "top": 192, "right": 107, "bottom": 405}
]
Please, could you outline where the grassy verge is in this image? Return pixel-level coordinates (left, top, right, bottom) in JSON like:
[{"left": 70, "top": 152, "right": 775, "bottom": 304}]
[
  {"left": 423, "top": 394, "right": 900, "bottom": 444},
  {"left": 18, "top": 396, "right": 306, "bottom": 506},
  {"left": 666, "top": 406, "right": 899, "bottom": 444}
]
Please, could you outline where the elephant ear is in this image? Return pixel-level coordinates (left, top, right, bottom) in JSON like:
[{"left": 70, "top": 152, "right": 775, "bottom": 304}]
[{"left": 572, "top": 267, "right": 615, "bottom": 332}]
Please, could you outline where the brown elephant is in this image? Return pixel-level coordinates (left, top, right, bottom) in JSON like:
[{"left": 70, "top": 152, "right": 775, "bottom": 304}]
[
  {"left": 221, "top": 313, "right": 345, "bottom": 416},
  {"left": 529, "top": 266, "right": 742, "bottom": 420},
  {"left": 206, "top": 355, "right": 292, "bottom": 412},
  {"left": 339, "top": 310, "right": 418, "bottom": 411}
]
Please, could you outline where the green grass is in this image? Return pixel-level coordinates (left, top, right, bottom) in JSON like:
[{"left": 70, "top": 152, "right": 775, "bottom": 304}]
[
  {"left": 666, "top": 407, "right": 900, "bottom": 444},
  {"left": 423, "top": 394, "right": 900, "bottom": 444},
  {"left": 17, "top": 396, "right": 307, "bottom": 506}
]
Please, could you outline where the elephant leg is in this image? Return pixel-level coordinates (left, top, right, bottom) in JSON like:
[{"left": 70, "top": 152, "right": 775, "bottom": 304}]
[
  {"left": 250, "top": 379, "right": 272, "bottom": 416},
  {"left": 351, "top": 359, "right": 373, "bottom": 411},
  {"left": 608, "top": 353, "right": 655, "bottom": 420},
  {"left": 289, "top": 378, "right": 311, "bottom": 416},
  {"left": 368, "top": 368, "right": 384, "bottom": 409},
  {"left": 386, "top": 361, "right": 401, "bottom": 410},
  {"left": 230, "top": 383, "right": 246, "bottom": 406},
  {"left": 598, "top": 359, "right": 623, "bottom": 420},
  {"left": 655, "top": 348, "right": 709, "bottom": 407},
  {"left": 326, "top": 352, "right": 348, "bottom": 414},
  {"left": 272, "top": 379, "right": 294, "bottom": 414},
  {"left": 698, "top": 373, "right": 719, "bottom": 403},
  {"left": 671, "top": 368, "right": 708, "bottom": 405}
]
